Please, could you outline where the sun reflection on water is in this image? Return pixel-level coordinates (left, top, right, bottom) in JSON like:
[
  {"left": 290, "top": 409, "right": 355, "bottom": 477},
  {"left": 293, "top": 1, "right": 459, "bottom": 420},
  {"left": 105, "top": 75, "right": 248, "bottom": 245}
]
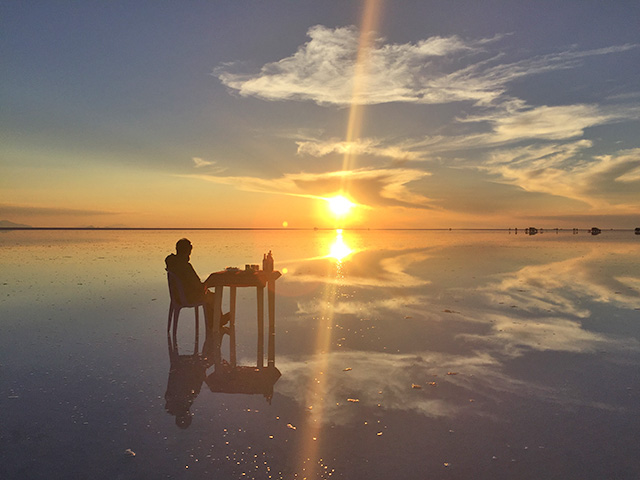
[
  {"left": 327, "top": 229, "right": 353, "bottom": 262},
  {"left": 294, "top": 229, "right": 358, "bottom": 478}
]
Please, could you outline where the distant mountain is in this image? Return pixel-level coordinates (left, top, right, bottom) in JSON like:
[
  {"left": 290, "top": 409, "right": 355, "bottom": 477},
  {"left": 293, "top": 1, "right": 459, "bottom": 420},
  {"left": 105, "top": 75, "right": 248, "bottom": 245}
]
[{"left": 0, "top": 220, "right": 32, "bottom": 228}]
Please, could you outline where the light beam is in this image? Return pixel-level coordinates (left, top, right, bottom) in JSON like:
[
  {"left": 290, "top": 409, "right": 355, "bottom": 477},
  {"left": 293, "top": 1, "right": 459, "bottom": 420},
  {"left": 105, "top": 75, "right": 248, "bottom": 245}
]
[{"left": 295, "top": 5, "right": 385, "bottom": 473}]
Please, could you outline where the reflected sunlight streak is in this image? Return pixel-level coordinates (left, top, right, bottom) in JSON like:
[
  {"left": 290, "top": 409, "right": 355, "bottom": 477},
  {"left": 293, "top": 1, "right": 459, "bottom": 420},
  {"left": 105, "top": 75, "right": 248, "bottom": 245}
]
[{"left": 295, "top": 231, "right": 355, "bottom": 476}]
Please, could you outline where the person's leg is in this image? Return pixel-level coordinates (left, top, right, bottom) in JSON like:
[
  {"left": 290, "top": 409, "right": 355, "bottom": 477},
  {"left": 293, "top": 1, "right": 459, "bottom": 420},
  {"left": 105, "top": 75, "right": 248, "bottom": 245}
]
[
  {"left": 203, "top": 293, "right": 215, "bottom": 331},
  {"left": 203, "top": 292, "right": 229, "bottom": 332}
]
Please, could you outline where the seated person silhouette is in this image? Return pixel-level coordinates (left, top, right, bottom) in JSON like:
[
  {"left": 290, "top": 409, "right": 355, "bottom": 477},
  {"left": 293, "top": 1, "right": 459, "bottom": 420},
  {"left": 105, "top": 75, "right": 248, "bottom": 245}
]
[{"left": 165, "top": 238, "right": 229, "bottom": 333}]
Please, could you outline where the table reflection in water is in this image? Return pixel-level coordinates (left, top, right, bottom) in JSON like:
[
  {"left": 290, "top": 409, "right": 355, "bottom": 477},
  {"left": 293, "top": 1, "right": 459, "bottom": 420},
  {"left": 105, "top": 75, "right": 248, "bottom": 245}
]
[{"left": 165, "top": 294, "right": 282, "bottom": 428}]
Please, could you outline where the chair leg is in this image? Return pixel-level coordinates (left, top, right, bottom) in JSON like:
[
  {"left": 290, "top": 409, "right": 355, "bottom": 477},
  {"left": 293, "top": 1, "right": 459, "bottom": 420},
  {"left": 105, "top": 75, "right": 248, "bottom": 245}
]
[
  {"left": 172, "top": 307, "right": 179, "bottom": 339},
  {"left": 195, "top": 307, "right": 200, "bottom": 353},
  {"left": 168, "top": 304, "right": 203, "bottom": 355}
]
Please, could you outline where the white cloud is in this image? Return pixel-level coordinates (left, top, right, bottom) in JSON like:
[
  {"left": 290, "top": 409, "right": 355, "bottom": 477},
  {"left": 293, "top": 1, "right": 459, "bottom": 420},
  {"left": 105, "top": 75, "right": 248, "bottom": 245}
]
[
  {"left": 217, "top": 26, "right": 502, "bottom": 106},
  {"left": 296, "top": 137, "right": 424, "bottom": 161},
  {"left": 216, "top": 25, "right": 637, "bottom": 107},
  {"left": 452, "top": 100, "right": 640, "bottom": 146},
  {"left": 485, "top": 104, "right": 611, "bottom": 141},
  {"left": 481, "top": 145, "right": 640, "bottom": 210}
]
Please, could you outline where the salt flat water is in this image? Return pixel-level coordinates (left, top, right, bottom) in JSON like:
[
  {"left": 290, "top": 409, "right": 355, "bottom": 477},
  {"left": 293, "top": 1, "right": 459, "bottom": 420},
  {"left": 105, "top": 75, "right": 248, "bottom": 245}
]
[{"left": 1, "top": 229, "right": 639, "bottom": 479}]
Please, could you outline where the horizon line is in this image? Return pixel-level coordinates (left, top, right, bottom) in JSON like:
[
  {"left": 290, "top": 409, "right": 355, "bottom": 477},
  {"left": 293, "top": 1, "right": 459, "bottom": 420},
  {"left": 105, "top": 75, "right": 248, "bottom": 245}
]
[{"left": 1, "top": 226, "right": 638, "bottom": 232}]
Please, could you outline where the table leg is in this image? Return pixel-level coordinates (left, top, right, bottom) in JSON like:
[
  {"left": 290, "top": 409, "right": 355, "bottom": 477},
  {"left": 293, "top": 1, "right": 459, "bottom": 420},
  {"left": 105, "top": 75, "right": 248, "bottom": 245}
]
[
  {"left": 230, "top": 286, "right": 237, "bottom": 368},
  {"left": 195, "top": 307, "right": 199, "bottom": 353},
  {"left": 257, "top": 286, "right": 264, "bottom": 368},
  {"left": 267, "top": 278, "right": 276, "bottom": 367},
  {"left": 213, "top": 286, "right": 223, "bottom": 367}
]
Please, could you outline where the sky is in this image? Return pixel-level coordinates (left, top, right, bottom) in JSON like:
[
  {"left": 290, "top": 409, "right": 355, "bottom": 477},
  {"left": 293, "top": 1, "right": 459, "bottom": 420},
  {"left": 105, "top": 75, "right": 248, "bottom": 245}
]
[{"left": 2, "top": 0, "right": 639, "bottom": 229}]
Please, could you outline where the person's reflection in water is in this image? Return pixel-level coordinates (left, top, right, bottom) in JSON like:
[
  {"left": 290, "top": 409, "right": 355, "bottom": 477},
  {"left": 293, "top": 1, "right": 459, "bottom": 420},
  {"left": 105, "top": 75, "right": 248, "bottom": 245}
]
[{"left": 164, "top": 335, "right": 214, "bottom": 429}]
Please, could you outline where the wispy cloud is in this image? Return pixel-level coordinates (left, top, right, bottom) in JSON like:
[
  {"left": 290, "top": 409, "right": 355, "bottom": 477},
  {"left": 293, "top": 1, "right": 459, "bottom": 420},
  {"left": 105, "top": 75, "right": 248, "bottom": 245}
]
[
  {"left": 466, "top": 104, "right": 614, "bottom": 141},
  {"left": 292, "top": 101, "right": 638, "bottom": 169},
  {"left": 415, "top": 101, "right": 640, "bottom": 153},
  {"left": 480, "top": 145, "right": 640, "bottom": 210},
  {"left": 191, "top": 157, "right": 227, "bottom": 174},
  {"left": 189, "top": 167, "right": 433, "bottom": 209},
  {"left": 216, "top": 25, "right": 637, "bottom": 107},
  {"left": 296, "top": 137, "right": 424, "bottom": 161},
  {"left": 192, "top": 157, "right": 216, "bottom": 168}
]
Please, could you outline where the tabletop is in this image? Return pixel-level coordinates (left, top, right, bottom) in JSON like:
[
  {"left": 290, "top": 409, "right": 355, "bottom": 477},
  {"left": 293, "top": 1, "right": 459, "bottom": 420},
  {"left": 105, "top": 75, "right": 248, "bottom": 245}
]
[{"left": 205, "top": 269, "right": 281, "bottom": 288}]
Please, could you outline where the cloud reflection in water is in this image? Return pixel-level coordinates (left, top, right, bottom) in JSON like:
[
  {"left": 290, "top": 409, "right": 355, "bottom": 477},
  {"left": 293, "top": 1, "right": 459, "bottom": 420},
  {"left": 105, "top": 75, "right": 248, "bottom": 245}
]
[{"left": 275, "top": 232, "right": 640, "bottom": 424}]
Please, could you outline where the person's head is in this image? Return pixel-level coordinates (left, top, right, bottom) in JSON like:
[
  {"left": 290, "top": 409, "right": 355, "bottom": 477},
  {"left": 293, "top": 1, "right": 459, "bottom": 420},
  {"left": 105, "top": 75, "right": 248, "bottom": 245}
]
[{"left": 175, "top": 238, "right": 193, "bottom": 257}]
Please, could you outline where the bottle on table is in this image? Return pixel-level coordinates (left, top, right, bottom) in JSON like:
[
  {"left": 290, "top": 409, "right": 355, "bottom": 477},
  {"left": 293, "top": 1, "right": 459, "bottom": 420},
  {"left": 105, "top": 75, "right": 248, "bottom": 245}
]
[{"left": 263, "top": 251, "right": 274, "bottom": 272}]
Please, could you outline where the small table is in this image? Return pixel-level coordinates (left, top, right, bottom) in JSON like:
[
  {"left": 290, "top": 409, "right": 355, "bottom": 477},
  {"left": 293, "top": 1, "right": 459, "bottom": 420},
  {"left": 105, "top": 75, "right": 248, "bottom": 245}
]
[{"left": 205, "top": 269, "right": 281, "bottom": 369}]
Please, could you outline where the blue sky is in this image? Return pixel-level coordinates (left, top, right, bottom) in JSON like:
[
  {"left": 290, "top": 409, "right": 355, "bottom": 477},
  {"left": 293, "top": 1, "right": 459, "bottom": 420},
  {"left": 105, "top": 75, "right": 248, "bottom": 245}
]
[{"left": 2, "top": 1, "right": 639, "bottom": 228}]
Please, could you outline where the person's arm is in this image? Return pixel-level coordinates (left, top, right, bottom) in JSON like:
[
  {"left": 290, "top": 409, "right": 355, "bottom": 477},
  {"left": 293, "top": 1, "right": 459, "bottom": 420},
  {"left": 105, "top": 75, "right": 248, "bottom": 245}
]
[{"left": 184, "top": 263, "right": 207, "bottom": 295}]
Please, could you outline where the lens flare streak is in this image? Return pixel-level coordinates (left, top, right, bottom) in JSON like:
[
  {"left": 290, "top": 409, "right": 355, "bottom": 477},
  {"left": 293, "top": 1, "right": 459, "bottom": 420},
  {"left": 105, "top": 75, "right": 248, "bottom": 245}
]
[{"left": 294, "top": 2, "right": 384, "bottom": 476}]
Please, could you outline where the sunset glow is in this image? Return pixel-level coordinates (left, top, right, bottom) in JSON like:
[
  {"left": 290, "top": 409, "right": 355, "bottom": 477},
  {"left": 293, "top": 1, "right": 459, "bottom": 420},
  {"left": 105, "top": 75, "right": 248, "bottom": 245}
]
[{"left": 2, "top": 2, "right": 638, "bottom": 229}]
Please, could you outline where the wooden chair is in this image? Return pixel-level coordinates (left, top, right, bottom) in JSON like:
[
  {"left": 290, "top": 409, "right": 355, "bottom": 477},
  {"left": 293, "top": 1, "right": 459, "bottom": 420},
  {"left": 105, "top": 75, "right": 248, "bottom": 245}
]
[{"left": 167, "top": 270, "right": 205, "bottom": 343}]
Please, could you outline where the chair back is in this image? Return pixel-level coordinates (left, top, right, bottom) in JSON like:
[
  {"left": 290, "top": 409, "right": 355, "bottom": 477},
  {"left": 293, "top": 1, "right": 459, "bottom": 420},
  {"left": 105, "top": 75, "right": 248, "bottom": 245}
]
[{"left": 167, "top": 270, "right": 191, "bottom": 307}]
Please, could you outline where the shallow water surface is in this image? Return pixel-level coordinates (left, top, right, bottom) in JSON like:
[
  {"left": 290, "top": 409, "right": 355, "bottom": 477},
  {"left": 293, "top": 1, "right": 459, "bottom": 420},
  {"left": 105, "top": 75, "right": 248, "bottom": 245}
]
[{"left": 1, "top": 229, "right": 639, "bottom": 479}]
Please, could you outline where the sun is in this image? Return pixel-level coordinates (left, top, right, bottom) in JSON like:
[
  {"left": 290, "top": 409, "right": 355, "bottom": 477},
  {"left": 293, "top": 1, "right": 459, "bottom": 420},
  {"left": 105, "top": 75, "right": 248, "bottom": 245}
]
[{"left": 327, "top": 195, "right": 355, "bottom": 216}]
